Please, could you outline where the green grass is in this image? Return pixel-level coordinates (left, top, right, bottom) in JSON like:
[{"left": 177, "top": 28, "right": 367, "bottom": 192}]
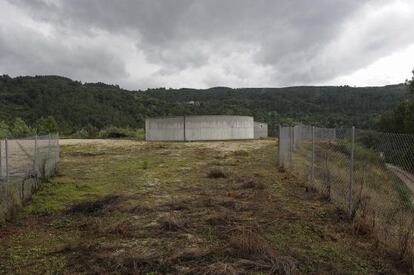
[{"left": 0, "top": 139, "right": 406, "bottom": 274}]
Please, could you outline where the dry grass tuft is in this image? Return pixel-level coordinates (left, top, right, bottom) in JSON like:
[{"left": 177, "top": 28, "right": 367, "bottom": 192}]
[
  {"left": 205, "top": 211, "right": 235, "bottom": 226},
  {"left": 229, "top": 230, "right": 273, "bottom": 258},
  {"left": 158, "top": 214, "right": 188, "bottom": 231},
  {"left": 207, "top": 168, "right": 228, "bottom": 179},
  {"left": 68, "top": 195, "right": 120, "bottom": 214},
  {"left": 233, "top": 150, "right": 249, "bottom": 157},
  {"left": 172, "top": 247, "right": 212, "bottom": 261},
  {"left": 106, "top": 219, "right": 136, "bottom": 237},
  {"left": 194, "top": 262, "right": 240, "bottom": 275},
  {"left": 240, "top": 180, "right": 265, "bottom": 189}
]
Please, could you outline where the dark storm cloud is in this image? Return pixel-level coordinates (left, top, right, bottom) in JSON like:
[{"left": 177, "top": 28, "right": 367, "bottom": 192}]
[{"left": 1, "top": 0, "right": 414, "bottom": 88}]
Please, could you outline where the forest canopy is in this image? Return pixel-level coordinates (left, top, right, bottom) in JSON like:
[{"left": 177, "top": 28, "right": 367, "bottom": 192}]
[{"left": 0, "top": 75, "right": 408, "bottom": 137}]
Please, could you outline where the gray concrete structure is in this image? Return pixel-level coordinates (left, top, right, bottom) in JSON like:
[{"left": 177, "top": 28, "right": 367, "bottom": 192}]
[
  {"left": 145, "top": 117, "right": 185, "bottom": 141},
  {"left": 254, "top": 122, "right": 268, "bottom": 138},
  {"left": 145, "top": 115, "right": 255, "bottom": 141}
]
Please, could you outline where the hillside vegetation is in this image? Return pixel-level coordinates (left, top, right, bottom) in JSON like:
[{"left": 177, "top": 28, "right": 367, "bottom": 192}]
[{"left": 0, "top": 75, "right": 408, "bottom": 136}]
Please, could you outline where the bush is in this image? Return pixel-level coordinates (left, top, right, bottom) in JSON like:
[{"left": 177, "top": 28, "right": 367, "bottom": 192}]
[
  {"left": 11, "top": 117, "right": 34, "bottom": 138},
  {"left": 35, "top": 116, "right": 59, "bottom": 134},
  {"left": 72, "top": 128, "right": 90, "bottom": 139},
  {"left": 0, "top": 121, "right": 10, "bottom": 138},
  {"left": 98, "top": 126, "right": 144, "bottom": 139}
]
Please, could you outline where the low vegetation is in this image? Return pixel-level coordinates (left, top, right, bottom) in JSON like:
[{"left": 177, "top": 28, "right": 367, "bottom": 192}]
[
  {"left": 0, "top": 139, "right": 408, "bottom": 273},
  {"left": 290, "top": 137, "right": 414, "bottom": 270}
]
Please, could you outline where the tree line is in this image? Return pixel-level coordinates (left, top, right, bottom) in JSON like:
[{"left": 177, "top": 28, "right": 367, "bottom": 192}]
[
  {"left": 0, "top": 74, "right": 409, "bottom": 138},
  {"left": 377, "top": 69, "right": 414, "bottom": 134}
]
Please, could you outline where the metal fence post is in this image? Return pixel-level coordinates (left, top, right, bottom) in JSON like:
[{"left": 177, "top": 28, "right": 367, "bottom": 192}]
[
  {"left": 311, "top": 126, "right": 315, "bottom": 185},
  {"left": 33, "top": 134, "right": 38, "bottom": 173},
  {"left": 277, "top": 125, "right": 282, "bottom": 165},
  {"left": 5, "top": 138, "right": 9, "bottom": 182},
  {"left": 348, "top": 126, "right": 355, "bottom": 217},
  {"left": 57, "top": 133, "right": 60, "bottom": 162},
  {"left": 289, "top": 126, "right": 293, "bottom": 165},
  {"left": 48, "top": 133, "right": 51, "bottom": 158},
  {"left": 183, "top": 115, "right": 186, "bottom": 142},
  {"left": 0, "top": 139, "right": 2, "bottom": 179}
]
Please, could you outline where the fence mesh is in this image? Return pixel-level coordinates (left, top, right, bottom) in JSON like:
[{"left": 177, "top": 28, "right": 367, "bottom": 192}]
[
  {"left": 278, "top": 125, "right": 414, "bottom": 259},
  {"left": 0, "top": 134, "right": 60, "bottom": 223},
  {"left": 0, "top": 134, "right": 59, "bottom": 183}
]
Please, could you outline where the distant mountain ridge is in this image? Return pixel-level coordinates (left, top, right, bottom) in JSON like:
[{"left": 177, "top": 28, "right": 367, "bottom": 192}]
[{"left": 0, "top": 75, "right": 408, "bottom": 135}]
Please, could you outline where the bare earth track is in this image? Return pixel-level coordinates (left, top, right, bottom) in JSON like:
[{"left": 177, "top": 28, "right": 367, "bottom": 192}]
[{"left": 0, "top": 139, "right": 407, "bottom": 274}]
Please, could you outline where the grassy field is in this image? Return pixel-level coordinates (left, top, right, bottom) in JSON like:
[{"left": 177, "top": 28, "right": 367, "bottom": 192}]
[{"left": 0, "top": 139, "right": 407, "bottom": 274}]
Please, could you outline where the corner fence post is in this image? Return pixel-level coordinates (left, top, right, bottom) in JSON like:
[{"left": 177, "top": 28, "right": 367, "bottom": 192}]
[
  {"left": 311, "top": 126, "right": 315, "bottom": 185},
  {"left": 5, "top": 138, "right": 9, "bottom": 182},
  {"left": 348, "top": 126, "right": 355, "bottom": 217}
]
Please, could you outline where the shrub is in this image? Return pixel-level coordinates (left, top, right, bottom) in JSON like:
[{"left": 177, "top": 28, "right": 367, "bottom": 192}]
[
  {"left": 98, "top": 126, "right": 144, "bottom": 139},
  {"left": 0, "top": 120, "right": 10, "bottom": 138},
  {"left": 11, "top": 117, "right": 34, "bottom": 138},
  {"left": 72, "top": 128, "right": 90, "bottom": 139}
]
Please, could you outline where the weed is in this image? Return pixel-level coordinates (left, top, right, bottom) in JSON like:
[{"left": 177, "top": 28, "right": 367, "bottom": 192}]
[{"left": 142, "top": 160, "right": 149, "bottom": 170}]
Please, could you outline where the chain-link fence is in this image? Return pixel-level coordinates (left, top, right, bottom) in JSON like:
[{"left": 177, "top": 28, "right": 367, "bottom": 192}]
[
  {"left": 278, "top": 125, "right": 414, "bottom": 260},
  {"left": 0, "top": 134, "right": 59, "bottom": 222}
]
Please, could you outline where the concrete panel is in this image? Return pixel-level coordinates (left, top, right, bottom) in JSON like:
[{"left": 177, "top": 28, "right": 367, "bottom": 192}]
[
  {"left": 185, "top": 115, "right": 254, "bottom": 141},
  {"left": 145, "top": 117, "right": 185, "bottom": 141},
  {"left": 254, "top": 122, "right": 268, "bottom": 138}
]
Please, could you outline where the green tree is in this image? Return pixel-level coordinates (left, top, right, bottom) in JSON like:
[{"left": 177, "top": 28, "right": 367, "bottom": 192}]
[
  {"left": 0, "top": 121, "right": 10, "bottom": 138},
  {"left": 36, "top": 116, "right": 59, "bottom": 134},
  {"left": 11, "top": 117, "right": 33, "bottom": 137}
]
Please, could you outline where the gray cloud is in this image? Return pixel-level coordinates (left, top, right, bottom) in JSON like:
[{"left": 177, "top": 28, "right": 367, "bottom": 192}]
[{"left": 1, "top": 0, "right": 414, "bottom": 88}]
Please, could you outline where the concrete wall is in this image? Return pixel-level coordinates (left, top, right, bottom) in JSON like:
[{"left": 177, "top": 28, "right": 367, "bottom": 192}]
[
  {"left": 145, "top": 115, "right": 254, "bottom": 141},
  {"left": 254, "top": 122, "right": 268, "bottom": 138},
  {"left": 145, "top": 117, "right": 185, "bottom": 141},
  {"left": 185, "top": 115, "right": 254, "bottom": 141}
]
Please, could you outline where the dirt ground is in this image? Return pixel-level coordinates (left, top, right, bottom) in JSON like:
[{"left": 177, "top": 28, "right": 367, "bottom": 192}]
[{"left": 0, "top": 139, "right": 408, "bottom": 274}]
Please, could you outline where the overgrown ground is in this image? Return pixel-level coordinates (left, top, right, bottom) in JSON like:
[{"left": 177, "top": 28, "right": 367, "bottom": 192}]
[{"left": 0, "top": 139, "right": 407, "bottom": 274}]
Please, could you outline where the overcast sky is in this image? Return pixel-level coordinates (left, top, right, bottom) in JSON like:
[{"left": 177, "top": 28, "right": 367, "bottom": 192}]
[{"left": 1, "top": 0, "right": 414, "bottom": 90}]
